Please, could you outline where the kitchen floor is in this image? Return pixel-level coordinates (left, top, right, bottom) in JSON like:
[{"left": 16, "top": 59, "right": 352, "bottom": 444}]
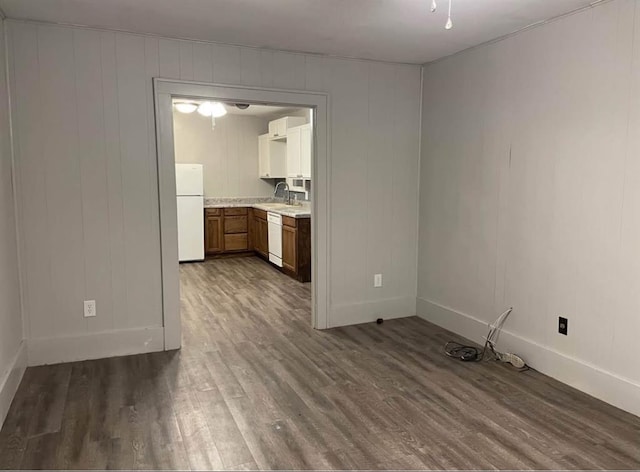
[{"left": 1, "top": 256, "right": 639, "bottom": 470}]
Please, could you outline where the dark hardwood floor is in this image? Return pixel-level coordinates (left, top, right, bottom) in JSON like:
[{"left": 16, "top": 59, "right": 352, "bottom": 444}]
[{"left": 1, "top": 256, "right": 639, "bottom": 470}]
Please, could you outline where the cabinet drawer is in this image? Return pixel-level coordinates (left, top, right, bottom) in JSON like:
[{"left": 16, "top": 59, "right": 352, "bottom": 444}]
[
  {"left": 282, "top": 216, "right": 297, "bottom": 228},
  {"left": 224, "top": 207, "right": 248, "bottom": 216},
  {"left": 224, "top": 233, "right": 248, "bottom": 251},
  {"left": 224, "top": 216, "right": 248, "bottom": 234},
  {"left": 253, "top": 208, "right": 267, "bottom": 220},
  {"left": 205, "top": 208, "right": 222, "bottom": 216}
]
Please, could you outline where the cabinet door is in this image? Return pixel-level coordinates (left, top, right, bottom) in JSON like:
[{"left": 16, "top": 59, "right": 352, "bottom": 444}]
[
  {"left": 253, "top": 216, "right": 260, "bottom": 253},
  {"left": 276, "top": 119, "right": 288, "bottom": 137},
  {"left": 287, "top": 126, "right": 301, "bottom": 178},
  {"left": 248, "top": 209, "right": 254, "bottom": 250},
  {"left": 258, "top": 134, "right": 270, "bottom": 178},
  {"left": 300, "top": 124, "right": 312, "bottom": 179},
  {"left": 205, "top": 215, "right": 224, "bottom": 254},
  {"left": 269, "top": 118, "right": 287, "bottom": 138},
  {"left": 254, "top": 216, "right": 268, "bottom": 257},
  {"left": 269, "top": 140, "right": 287, "bottom": 178},
  {"left": 268, "top": 120, "right": 278, "bottom": 138},
  {"left": 260, "top": 218, "right": 269, "bottom": 256},
  {"left": 282, "top": 225, "right": 297, "bottom": 272}
]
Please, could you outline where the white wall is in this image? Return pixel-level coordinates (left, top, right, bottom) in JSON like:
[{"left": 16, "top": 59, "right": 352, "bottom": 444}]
[
  {"left": 0, "top": 19, "right": 26, "bottom": 427},
  {"left": 418, "top": 0, "right": 640, "bottom": 416},
  {"left": 173, "top": 112, "right": 274, "bottom": 198},
  {"left": 8, "top": 20, "right": 421, "bottom": 364}
]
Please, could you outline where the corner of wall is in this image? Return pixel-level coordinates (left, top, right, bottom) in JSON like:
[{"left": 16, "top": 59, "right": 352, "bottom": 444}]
[
  {"left": 3, "top": 15, "right": 25, "bottom": 338},
  {"left": 0, "top": 16, "right": 27, "bottom": 428},
  {"left": 414, "top": 64, "right": 425, "bottom": 303},
  {"left": 0, "top": 340, "right": 26, "bottom": 427}
]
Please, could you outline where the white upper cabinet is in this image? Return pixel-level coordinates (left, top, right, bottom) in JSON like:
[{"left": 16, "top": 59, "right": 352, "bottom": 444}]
[
  {"left": 287, "top": 126, "right": 301, "bottom": 178},
  {"left": 268, "top": 116, "right": 306, "bottom": 138},
  {"left": 260, "top": 116, "right": 311, "bottom": 179},
  {"left": 259, "top": 134, "right": 287, "bottom": 178},
  {"left": 300, "top": 124, "right": 312, "bottom": 179},
  {"left": 287, "top": 124, "right": 312, "bottom": 179}
]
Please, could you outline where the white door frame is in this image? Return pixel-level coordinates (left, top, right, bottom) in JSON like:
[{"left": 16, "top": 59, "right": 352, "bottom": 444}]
[{"left": 153, "top": 78, "right": 330, "bottom": 350}]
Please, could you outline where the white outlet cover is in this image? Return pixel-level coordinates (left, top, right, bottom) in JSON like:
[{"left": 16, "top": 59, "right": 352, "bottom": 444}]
[
  {"left": 84, "top": 300, "right": 96, "bottom": 317},
  {"left": 374, "top": 274, "right": 383, "bottom": 288}
]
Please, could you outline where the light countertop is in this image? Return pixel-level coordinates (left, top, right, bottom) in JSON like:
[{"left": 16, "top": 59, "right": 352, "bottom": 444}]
[
  {"left": 204, "top": 197, "right": 310, "bottom": 218},
  {"left": 251, "top": 203, "right": 311, "bottom": 218}
]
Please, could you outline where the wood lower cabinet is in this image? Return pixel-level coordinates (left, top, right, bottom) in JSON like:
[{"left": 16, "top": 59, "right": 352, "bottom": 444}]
[
  {"left": 281, "top": 216, "right": 311, "bottom": 282},
  {"left": 223, "top": 208, "right": 248, "bottom": 252},
  {"left": 205, "top": 209, "right": 224, "bottom": 255},
  {"left": 206, "top": 206, "right": 310, "bottom": 282},
  {"left": 282, "top": 225, "right": 297, "bottom": 272},
  {"left": 205, "top": 207, "right": 250, "bottom": 255},
  {"left": 252, "top": 209, "right": 269, "bottom": 258}
]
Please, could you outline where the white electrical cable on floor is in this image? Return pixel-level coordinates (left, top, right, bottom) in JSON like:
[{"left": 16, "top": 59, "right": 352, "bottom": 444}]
[{"left": 444, "top": 306, "right": 527, "bottom": 370}]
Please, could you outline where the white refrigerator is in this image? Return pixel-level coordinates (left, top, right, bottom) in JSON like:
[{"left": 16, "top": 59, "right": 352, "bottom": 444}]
[{"left": 175, "top": 164, "right": 204, "bottom": 262}]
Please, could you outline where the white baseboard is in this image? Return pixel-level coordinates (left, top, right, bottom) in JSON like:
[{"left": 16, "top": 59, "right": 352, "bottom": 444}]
[
  {"left": 0, "top": 340, "right": 27, "bottom": 428},
  {"left": 416, "top": 297, "right": 640, "bottom": 418},
  {"left": 27, "top": 327, "right": 165, "bottom": 366},
  {"left": 330, "top": 296, "right": 416, "bottom": 328}
]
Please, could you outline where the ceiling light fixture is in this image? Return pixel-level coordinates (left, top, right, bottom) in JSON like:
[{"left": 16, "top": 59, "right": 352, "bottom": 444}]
[
  {"left": 197, "top": 101, "right": 227, "bottom": 118},
  {"left": 174, "top": 102, "right": 198, "bottom": 114},
  {"left": 197, "top": 102, "right": 213, "bottom": 117},
  {"left": 211, "top": 102, "right": 228, "bottom": 117},
  {"left": 430, "top": 0, "right": 437, "bottom": 13}
]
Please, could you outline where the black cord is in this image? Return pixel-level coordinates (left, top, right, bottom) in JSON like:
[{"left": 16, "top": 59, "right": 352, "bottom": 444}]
[
  {"left": 444, "top": 341, "right": 488, "bottom": 362},
  {"left": 444, "top": 339, "right": 530, "bottom": 371}
]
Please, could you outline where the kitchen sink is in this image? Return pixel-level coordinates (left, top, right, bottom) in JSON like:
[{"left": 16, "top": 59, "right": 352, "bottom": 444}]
[{"left": 257, "top": 203, "right": 300, "bottom": 209}]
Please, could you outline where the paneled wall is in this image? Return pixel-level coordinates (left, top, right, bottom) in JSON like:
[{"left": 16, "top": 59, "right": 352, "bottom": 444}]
[
  {"left": 0, "top": 18, "right": 25, "bottom": 424},
  {"left": 418, "top": 0, "right": 640, "bottom": 416},
  {"left": 8, "top": 20, "right": 421, "bottom": 362},
  {"left": 173, "top": 112, "right": 274, "bottom": 198}
]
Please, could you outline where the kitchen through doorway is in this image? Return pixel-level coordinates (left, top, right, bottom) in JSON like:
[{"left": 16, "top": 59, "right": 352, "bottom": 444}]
[
  {"left": 172, "top": 101, "right": 314, "bottom": 350},
  {"left": 154, "top": 80, "right": 329, "bottom": 351}
]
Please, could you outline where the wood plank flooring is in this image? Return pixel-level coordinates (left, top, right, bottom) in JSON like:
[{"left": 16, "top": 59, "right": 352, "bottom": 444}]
[{"left": 1, "top": 256, "right": 639, "bottom": 470}]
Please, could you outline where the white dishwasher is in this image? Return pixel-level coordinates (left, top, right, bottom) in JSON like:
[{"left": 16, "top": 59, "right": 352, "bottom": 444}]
[{"left": 267, "top": 212, "right": 283, "bottom": 267}]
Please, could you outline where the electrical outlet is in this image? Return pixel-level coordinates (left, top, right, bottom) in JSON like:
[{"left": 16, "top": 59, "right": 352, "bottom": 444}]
[
  {"left": 84, "top": 300, "right": 96, "bottom": 318},
  {"left": 558, "top": 316, "right": 568, "bottom": 335},
  {"left": 374, "top": 274, "right": 383, "bottom": 288}
]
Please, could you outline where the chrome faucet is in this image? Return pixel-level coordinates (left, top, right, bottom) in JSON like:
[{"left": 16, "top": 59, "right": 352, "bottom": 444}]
[{"left": 274, "top": 181, "right": 291, "bottom": 205}]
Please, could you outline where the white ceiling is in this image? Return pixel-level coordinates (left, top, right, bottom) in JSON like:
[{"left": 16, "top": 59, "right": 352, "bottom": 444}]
[{"left": 0, "top": 0, "right": 602, "bottom": 64}]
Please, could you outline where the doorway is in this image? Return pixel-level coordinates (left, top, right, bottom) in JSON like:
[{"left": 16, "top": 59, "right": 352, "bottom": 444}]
[{"left": 154, "top": 79, "right": 329, "bottom": 350}]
